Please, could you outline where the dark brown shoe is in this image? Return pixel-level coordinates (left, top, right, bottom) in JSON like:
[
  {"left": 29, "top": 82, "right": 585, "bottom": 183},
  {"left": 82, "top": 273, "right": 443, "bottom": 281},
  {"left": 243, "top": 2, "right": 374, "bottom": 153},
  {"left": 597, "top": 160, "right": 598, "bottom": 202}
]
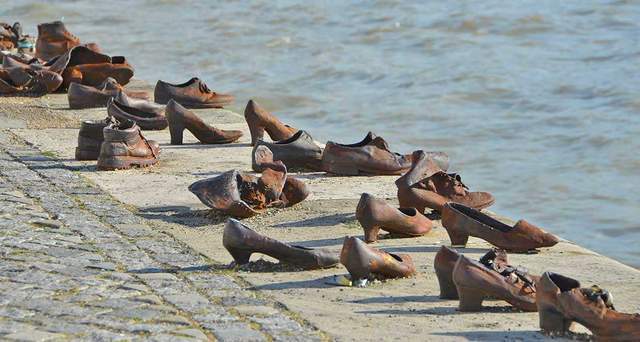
[
  {"left": 441, "top": 202, "right": 559, "bottom": 251},
  {"left": 537, "top": 272, "right": 639, "bottom": 340},
  {"left": 356, "top": 193, "right": 432, "bottom": 243},
  {"left": 244, "top": 100, "right": 297, "bottom": 145},
  {"left": 340, "top": 236, "right": 416, "bottom": 282},
  {"left": 75, "top": 117, "right": 113, "bottom": 161},
  {"left": 62, "top": 57, "right": 134, "bottom": 89},
  {"left": 223, "top": 219, "right": 338, "bottom": 269},
  {"left": 68, "top": 77, "right": 149, "bottom": 109},
  {"left": 165, "top": 99, "right": 242, "bottom": 144},
  {"left": 434, "top": 246, "right": 462, "bottom": 299},
  {"left": 321, "top": 132, "right": 415, "bottom": 176},
  {"left": 35, "top": 21, "right": 80, "bottom": 61},
  {"left": 154, "top": 77, "right": 233, "bottom": 108},
  {"left": 452, "top": 253, "right": 537, "bottom": 312},
  {"left": 107, "top": 97, "right": 167, "bottom": 131},
  {"left": 0, "top": 69, "right": 61, "bottom": 97},
  {"left": 251, "top": 130, "right": 322, "bottom": 172},
  {"left": 96, "top": 119, "right": 160, "bottom": 170}
]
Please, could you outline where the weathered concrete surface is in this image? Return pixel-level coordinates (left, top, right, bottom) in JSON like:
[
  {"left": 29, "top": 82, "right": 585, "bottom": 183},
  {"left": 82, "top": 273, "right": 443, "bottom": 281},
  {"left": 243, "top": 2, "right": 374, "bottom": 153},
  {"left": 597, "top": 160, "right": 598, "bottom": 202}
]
[{"left": 3, "top": 83, "right": 640, "bottom": 341}]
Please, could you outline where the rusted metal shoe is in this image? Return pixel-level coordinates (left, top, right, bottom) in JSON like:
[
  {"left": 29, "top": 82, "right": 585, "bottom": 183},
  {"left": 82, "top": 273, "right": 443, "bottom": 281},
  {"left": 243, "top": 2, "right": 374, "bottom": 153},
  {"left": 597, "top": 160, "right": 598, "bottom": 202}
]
[
  {"left": 322, "top": 132, "right": 422, "bottom": 176},
  {"left": 244, "top": 99, "right": 297, "bottom": 146},
  {"left": 433, "top": 246, "right": 462, "bottom": 299},
  {"left": 251, "top": 130, "right": 323, "bottom": 172},
  {"left": 75, "top": 117, "right": 113, "bottom": 161},
  {"left": 154, "top": 77, "right": 233, "bottom": 108},
  {"left": 452, "top": 252, "right": 538, "bottom": 312},
  {"left": 251, "top": 145, "right": 311, "bottom": 207},
  {"left": 96, "top": 119, "right": 160, "bottom": 171},
  {"left": 165, "top": 99, "right": 242, "bottom": 144},
  {"left": 35, "top": 21, "right": 81, "bottom": 61},
  {"left": 537, "top": 272, "right": 639, "bottom": 341},
  {"left": 396, "top": 150, "right": 492, "bottom": 212},
  {"left": 0, "top": 68, "right": 62, "bottom": 96},
  {"left": 68, "top": 77, "right": 149, "bottom": 109},
  {"left": 441, "top": 202, "right": 559, "bottom": 251},
  {"left": 355, "top": 193, "right": 432, "bottom": 243},
  {"left": 340, "top": 236, "right": 416, "bottom": 282},
  {"left": 223, "top": 218, "right": 339, "bottom": 269},
  {"left": 107, "top": 97, "right": 167, "bottom": 131}
]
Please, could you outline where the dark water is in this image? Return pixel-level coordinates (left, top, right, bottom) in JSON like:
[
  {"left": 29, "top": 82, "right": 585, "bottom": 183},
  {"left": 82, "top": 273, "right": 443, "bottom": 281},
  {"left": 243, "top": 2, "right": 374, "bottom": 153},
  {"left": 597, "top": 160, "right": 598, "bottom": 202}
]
[{"left": 3, "top": 0, "right": 639, "bottom": 267}]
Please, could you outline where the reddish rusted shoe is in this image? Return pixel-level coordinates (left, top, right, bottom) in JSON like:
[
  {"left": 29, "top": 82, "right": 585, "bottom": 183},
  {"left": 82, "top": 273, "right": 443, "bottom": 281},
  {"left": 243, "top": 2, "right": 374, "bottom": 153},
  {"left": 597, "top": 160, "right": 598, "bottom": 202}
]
[
  {"left": 35, "top": 21, "right": 80, "bottom": 61},
  {"left": 244, "top": 100, "right": 297, "bottom": 145},
  {"left": 68, "top": 77, "right": 149, "bottom": 109},
  {"left": 340, "top": 236, "right": 416, "bottom": 282},
  {"left": 165, "top": 100, "right": 242, "bottom": 144},
  {"left": 154, "top": 77, "right": 233, "bottom": 108},
  {"left": 252, "top": 130, "right": 323, "bottom": 172},
  {"left": 251, "top": 145, "right": 311, "bottom": 207},
  {"left": 434, "top": 246, "right": 462, "bottom": 299},
  {"left": 96, "top": 119, "right": 160, "bottom": 171},
  {"left": 107, "top": 98, "right": 167, "bottom": 131},
  {"left": 223, "top": 218, "right": 339, "bottom": 269},
  {"left": 6, "top": 67, "right": 62, "bottom": 93},
  {"left": 355, "top": 193, "right": 432, "bottom": 243},
  {"left": 441, "top": 202, "right": 559, "bottom": 251},
  {"left": 452, "top": 252, "right": 537, "bottom": 312},
  {"left": 75, "top": 117, "right": 113, "bottom": 161},
  {"left": 62, "top": 57, "right": 134, "bottom": 89},
  {"left": 537, "top": 272, "right": 640, "bottom": 340}
]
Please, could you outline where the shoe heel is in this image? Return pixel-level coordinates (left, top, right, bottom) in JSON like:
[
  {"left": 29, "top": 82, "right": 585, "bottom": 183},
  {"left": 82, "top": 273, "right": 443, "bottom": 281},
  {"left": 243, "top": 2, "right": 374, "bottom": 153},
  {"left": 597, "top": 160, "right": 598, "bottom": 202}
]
[
  {"left": 248, "top": 125, "right": 265, "bottom": 146},
  {"left": 446, "top": 228, "right": 469, "bottom": 247},
  {"left": 363, "top": 226, "right": 380, "bottom": 243},
  {"left": 227, "top": 248, "right": 252, "bottom": 265},
  {"left": 435, "top": 268, "right": 458, "bottom": 300},
  {"left": 456, "top": 286, "right": 485, "bottom": 311},
  {"left": 539, "top": 307, "right": 573, "bottom": 335},
  {"left": 169, "top": 124, "right": 184, "bottom": 145}
]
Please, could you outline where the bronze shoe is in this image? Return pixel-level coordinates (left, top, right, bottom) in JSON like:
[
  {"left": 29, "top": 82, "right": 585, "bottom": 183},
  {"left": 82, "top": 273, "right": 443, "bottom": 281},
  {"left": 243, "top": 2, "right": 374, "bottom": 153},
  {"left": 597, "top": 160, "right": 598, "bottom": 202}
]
[
  {"left": 62, "top": 57, "right": 134, "bottom": 89},
  {"left": 96, "top": 119, "right": 160, "bottom": 171},
  {"left": 244, "top": 100, "right": 297, "bottom": 145},
  {"left": 251, "top": 130, "right": 323, "bottom": 172},
  {"left": 537, "top": 272, "right": 640, "bottom": 340},
  {"left": 355, "top": 193, "right": 432, "bottom": 243},
  {"left": 223, "top": 218, "right": 339, "bottom": 269},
  {"left": 433, "top": 246, "right": 462, "bottom": 299},
  {"left": 340, "top": 236, "right": 416, "bottom": 282},
  {"left": 321, "top": 132, "right": 416, "bottom": 176},
  {"left": 75, "top": 117, "right": 113, "bottom": 161},
  {"left": 107, "top": 97, "right": 167, "bottom": 131},
  {"left": 251, "top": 146, "right": 311, "bottom": 207},
  {"left": 452, "top": 252, "right": 537, "bottom": 312},
  {"left": 441, "top": 202, "right": 559, "bottom": 251},
  {"left": 165, "top": 99, "right": 242, "bottom": 144},
  {"left": 6, "top": 67, "right": 62, "bottom": 93},
  {"left": 154, "top": 77, "right": 233, "bottom": 108},
  {"left": 35, "top": 21, "right": 80, "bottom": 61},
  {"left": 68, "top": 77, "right": 149, "bottom": 109}
]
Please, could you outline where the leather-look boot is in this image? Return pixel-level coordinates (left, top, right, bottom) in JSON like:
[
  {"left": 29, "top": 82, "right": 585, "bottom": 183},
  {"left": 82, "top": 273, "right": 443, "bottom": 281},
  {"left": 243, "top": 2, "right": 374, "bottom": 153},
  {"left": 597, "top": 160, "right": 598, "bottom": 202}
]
[
  {"left": 537, "top": 272, "right": 640, "bottom": 341},
  {"left": 35, "top": 21, "right": 80, "bottom": 61},
  {"left": 75, "top": 117, "right": 113, "bottom": 160},
  {"left": 223, "top": 219, "right": 339, "bottom": 269},
  {"left": 244, "top": 100, "right": 297, "bottom": 145},
  {"left": 340, "top": 236, "right": 416, "bottom": 282},
  {"left": 96, "top": 119, "right": 160, "bottom": 170},
  {"left": 165, "top": 99, "right": 242, "bottom": 144},
  {"left": 356, "top": 193, "right": 432, "bottom": 243}
]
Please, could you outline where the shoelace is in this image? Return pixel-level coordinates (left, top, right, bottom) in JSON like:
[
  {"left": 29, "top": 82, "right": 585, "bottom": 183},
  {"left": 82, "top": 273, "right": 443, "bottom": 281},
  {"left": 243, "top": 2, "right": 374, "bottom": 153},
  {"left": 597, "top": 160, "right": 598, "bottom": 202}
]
[
  {"left": 445, "top": 172, "right": 469, "bottom": 190},
  {"left": 198, "top": 81, "right": 214, "bottom": 94},
  {"left": 481, "top": 251, "right": 535, "bottom": 289},
  {"left": 582, "top": 285, "right": 615, "bottom": 310}
]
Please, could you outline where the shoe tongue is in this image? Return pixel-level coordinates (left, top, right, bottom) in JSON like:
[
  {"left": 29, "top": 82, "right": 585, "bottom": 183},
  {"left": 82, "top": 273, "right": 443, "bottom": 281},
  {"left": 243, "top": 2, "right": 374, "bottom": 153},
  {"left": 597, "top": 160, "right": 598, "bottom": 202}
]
[{"left": 581, "top": 285, "right": 615, "bottom": 310}]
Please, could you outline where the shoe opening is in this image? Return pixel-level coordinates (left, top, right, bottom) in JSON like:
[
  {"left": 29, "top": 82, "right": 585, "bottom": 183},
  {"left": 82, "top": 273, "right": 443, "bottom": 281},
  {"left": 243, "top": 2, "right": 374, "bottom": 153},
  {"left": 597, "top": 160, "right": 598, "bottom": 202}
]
[
  {"left": 165, "top": 77, "right": 198, "bottom": 88},
  {"left": 398, "top": 208, "right": 417, "bottom": 217},
  {"left": 389, "top": 252, "right": 403, "bottom": 262},
  {"left": 548, "top": 272, "right": 580, "bottom": 292},
  {"left": 113, "top": 100, "right": 158, "bottom": 118},
  {"left": 450, "top": 203, "right": 512, "bottom": 233},
  {"left": 275, "top": 130, "right": 303, "bottom": 144},
  {"left": 292, "top": 245, "right": 312, "bottom": 251},
  {"left": 334, "top": 132, "right": 374, "bottom": 147}
]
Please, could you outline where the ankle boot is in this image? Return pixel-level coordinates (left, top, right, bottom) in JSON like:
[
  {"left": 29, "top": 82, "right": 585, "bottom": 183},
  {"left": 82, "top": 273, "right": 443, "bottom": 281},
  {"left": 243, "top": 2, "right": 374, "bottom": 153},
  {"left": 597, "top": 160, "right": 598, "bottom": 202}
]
[
  {"left": 165, "top": 99, "right": 242, "bottom": 144},
  {"left": 223, "top": 219, "right": 339, "bottom": 269},
  {"left": 441, "top": 202, "right": 559, "bottom": 251},
  {"left": 356, "top": 193, "right": 432, "bottom": 243},
  {"left": 35, "top": 21, "right": 80, "bottom": 61},
  {"left": 76, "top": 117, "right": 113, "bottom": 160},
  {"left": 97, "top": 119, "right": 160, "bottom": 170},
  {"left": 433, "top": 246, "right": 461, "bottom": 299},
  {"left": 340, "top": 236, "right": 416, "bottom": 282},
  {"left": 537, "top": 272, "right": 640, "bottom": 340},
  {"left": 244, "top": 100, "right": 297, "bottom": 145}
]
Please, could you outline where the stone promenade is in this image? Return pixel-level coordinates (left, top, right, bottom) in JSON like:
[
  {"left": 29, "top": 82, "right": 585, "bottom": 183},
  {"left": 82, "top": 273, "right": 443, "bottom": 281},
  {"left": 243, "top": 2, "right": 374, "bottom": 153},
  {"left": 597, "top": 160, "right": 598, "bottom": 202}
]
[{"left": 0, "top": 130, "right": 323, "bottom": 341}]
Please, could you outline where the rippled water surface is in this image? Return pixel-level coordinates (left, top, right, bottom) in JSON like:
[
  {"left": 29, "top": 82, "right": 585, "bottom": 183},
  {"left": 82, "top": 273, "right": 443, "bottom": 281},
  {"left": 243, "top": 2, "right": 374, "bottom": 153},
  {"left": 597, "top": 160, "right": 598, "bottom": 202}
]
[{"left": 2, "top": 0, "right": 639, "bottom": 267}]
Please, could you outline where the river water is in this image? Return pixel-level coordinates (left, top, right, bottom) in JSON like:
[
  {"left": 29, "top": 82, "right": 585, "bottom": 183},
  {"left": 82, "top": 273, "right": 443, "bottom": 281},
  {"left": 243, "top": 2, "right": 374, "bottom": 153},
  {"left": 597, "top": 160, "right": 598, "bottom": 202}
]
[{"left": 2, "top": 0, "right": 639, "bottom": 267}]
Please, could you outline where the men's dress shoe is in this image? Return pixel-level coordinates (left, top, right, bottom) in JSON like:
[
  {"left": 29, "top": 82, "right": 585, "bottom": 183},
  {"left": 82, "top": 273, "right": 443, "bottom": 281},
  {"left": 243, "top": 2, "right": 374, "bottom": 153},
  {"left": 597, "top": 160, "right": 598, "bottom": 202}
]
[
  {"left": 96, "top": 119, "right": 160, "bottom": 170},
  {"left": 396, "top": 150, "right": 492, "bottom": 213},
  {"left": 35, "top": 21, "right": 80, "bottom": 61},
  {"left": 45, "top": 46, "right": 132, "bottom": 89},
  {"left": 322, "top": 132, "right": 418, "bottom": 176},
  {"left": 244, "top": 100, "right": 297, "bottom": 146},
  {"left": 107, "top": 98, "right": 167, "bottom": 131},
  {"left": 251, "top": 130, "right": 323, "bottom": 172},
  {"left": 433, "top": 246, "right": 462, "bottom": 299},
  {"left": 355, "top": 193, "right": 432, "bottom": 243},
  {"left": 223, "top": 219, "right": 339, "bottom": 269},
  {"left": 75, "top": 117, "right": 113, "bottom": 160},
  {"left": 340, "top": 236, "right": 416, "bottom": 281},
  {"left": 154, "top": 77, "right": 233, "bottom": 108},
  {"left": 441, "top": 202, "right": 559, "bottom": 251},
  {"left": 68, "top": 77, "right": 149, "bottom": 109},
  {"left": 452, "top": 252, "right": 538, "bottom": 312},
  {"left": 165, "top": 99, "right": 242, "bottom": 144},
  {"left": 537, "top": 272, "right": 640, "bottom": 341}
]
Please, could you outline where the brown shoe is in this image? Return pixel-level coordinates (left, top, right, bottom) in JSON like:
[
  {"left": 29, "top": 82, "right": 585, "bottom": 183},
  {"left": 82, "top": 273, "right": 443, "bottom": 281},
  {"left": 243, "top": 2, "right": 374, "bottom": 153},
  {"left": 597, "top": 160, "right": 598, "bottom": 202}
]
[
  {"left": 340, "top": 236, "right": 416, "bottom": 282},
  {"left": 251, "top": 130, "right": 323, "bottom": 172},
  {"left": 434, "top": 246, "right": 462, "bottom": 299},
  {"left": 35, "top": 21, "right": 80, "bottom": 61},
  {"left": 355, "top": 193, "right": 432, "bottom": 243},
  {"left": 107, "top": 98, "right": 167, "bottom": 131},
  {"left": 6, "top": 67, "right": 62, "bottom": 93},
  {"left": 165, "top": 99, "right": 242, "bottom": 144},
  {"left": 75, "top": 117, "right": 113, "bottom": 160},
  {"left": 154, "top": 77, "right": 233, "bottom": 108},
  {"left": 96, "top": 119, "right": 160, "bottom": 170},
  {"left": 244, "top": 100, "right": 297, "bottom": 145},
  {"left": 537, "top": 272, "right": 640, "bottom": 340},
  {"left": 68, "top": 77, "right": 149, "bottom": 109},
  {"left": 397, "top": 151, "right": 492, "bottom": 212},
  {"left": 223, "top": 219, "right": 338, "bottom": 269},
  {"left": 250, "top": 146, "right": 311, "bottom": 207},
  {"left": 62, "top": 57, "right": 134, "bottom": 89},
  {"left": 452, "top": 253, "right": 537, "bottom": 312},
  {"left": 441, "top": 202, "right": 559, "bottom": 251}
]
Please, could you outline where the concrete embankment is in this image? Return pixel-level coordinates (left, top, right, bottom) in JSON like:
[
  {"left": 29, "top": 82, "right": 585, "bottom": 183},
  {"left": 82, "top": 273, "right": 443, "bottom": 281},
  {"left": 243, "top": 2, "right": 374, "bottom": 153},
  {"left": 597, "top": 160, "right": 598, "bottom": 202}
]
[{"left": 2, "top": 80, "right": 639, "bottom": 341}]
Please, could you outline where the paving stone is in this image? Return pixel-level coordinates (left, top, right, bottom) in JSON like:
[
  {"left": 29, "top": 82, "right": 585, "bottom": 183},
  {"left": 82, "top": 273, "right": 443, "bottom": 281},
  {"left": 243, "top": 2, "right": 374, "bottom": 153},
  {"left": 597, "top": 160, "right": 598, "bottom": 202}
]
[{"left": 4, "top": 329, "right": 65, "bottom": 341}]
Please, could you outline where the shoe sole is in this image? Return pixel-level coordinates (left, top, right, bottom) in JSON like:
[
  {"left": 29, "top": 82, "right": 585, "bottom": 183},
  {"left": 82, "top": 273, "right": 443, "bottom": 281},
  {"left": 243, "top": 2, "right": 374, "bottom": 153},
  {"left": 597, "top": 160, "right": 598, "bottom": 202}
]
[{"left": 97, "top": 156, "right": 157, "bottom": 171}]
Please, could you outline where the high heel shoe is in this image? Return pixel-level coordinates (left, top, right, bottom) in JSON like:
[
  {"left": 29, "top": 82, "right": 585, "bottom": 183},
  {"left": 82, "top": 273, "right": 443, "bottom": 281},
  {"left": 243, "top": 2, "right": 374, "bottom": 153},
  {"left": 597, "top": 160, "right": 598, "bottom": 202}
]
[
  {"left": 340, "top": 236, "right": 416, "bottom": 282},
  {"left": 165, "top": 99, "right": 242, "bottom": 145},
  {"left": 244, "top": 99, "right": 297, "bottom": 145}
]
